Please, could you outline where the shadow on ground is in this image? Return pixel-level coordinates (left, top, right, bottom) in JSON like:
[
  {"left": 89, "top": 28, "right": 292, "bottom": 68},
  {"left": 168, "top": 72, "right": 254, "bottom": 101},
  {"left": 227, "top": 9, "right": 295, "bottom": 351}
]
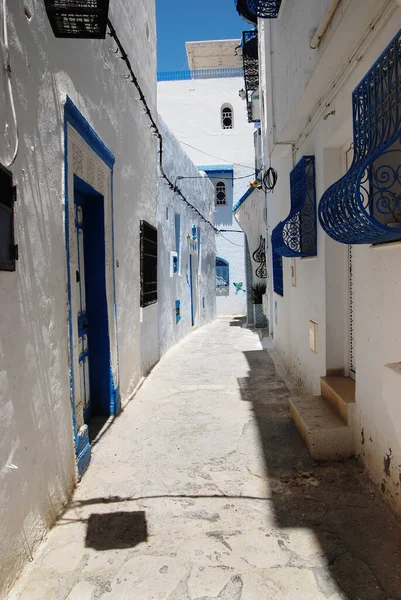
[
  {"left": 85, "top": 511, "right": 147, "bottom": 550},
  {"left": 238, "top": 348, "right": 401, "bottom": 600}
]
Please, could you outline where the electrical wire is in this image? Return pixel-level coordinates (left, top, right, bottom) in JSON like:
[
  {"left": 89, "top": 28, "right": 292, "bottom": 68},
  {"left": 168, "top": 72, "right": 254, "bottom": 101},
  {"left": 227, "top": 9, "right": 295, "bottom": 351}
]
[
  {"left": 107, "top": 19, "right": 218, "bottom": 233},
  {"left": 2, "top": 0, "right": 19, "bottom": 167},
  {"left": 217, "top": 232, "right": 245, "bottom": 247},
  {"left": 177, "top": 140, "right": 256, "bottom": 172},
  {"left": 262, "top": 167, "right": 278, "bottom": 192}
]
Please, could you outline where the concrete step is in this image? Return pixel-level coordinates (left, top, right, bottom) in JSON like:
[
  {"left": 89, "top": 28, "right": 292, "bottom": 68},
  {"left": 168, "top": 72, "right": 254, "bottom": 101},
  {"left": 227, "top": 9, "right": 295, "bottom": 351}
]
[
  {"left": 321, "top": 376, "right": 355, "bottom": 424},
  {"left": 290, "top": 395, "right": 354, "bottom": 461}
]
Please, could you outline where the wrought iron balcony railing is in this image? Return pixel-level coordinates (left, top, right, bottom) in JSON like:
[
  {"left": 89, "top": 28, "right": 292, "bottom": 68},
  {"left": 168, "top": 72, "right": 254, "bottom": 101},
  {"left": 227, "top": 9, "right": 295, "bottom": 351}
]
[
  {"left": 44, "top": 0, "right": 110, "bottom": 38},
  {"left": 242, "top": 31, "right": 259, "bottom": 123},
  {"left": 319, "top": 29, "right": 401, "bottom": 245},
  {"left": 235, "top": 0, "right": 282, "bottom": 23},
  {"left": 272, "top": 156, "right": 317, "bottom": 258}
]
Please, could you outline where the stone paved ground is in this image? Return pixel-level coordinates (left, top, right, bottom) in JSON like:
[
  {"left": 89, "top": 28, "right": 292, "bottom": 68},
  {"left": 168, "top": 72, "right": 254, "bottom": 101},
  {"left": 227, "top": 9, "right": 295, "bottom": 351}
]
[{"left": 9, "top": 318, "right": 401, "bottom": 600}]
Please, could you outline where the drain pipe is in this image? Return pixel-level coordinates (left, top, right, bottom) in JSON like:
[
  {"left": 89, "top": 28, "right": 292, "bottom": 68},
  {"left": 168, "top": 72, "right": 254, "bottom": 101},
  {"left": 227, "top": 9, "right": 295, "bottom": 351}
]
[{"left": 310, "top": 0, "right": 341, "bottom": 49}]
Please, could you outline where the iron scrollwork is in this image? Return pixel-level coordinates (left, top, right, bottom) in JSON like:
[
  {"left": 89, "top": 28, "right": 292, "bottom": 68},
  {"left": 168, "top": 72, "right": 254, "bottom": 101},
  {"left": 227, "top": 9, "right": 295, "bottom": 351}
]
[{"left": 252, "top": 235, "right": 267, "bottom": 278}]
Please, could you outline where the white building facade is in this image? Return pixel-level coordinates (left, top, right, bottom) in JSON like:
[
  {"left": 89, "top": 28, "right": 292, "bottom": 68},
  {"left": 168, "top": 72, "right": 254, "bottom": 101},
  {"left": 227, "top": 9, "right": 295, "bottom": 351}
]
[
  {"left": 234, "top": 0, "right": 401, "bottom": 512},
  {"left": 158, "top": 40, "right": 255, "bottom": 315},
  {"left": 0, "top": 0, "right": 216, "bottom": 594}
]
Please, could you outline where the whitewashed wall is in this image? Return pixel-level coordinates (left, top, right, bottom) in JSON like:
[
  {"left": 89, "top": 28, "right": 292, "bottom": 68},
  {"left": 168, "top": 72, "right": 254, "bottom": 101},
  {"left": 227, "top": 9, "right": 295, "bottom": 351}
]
[
  {"left": 0, "top": 0, "right": 158, "bottom": 594},
  {"left": 158, "top": 77, "right": 255, "bottom": 315},
  {"left": 157, "top": 119, "right": 216, "bottom": 355},
  {"left": 259, "top": 0, "right": 401, "bottom": 511}
]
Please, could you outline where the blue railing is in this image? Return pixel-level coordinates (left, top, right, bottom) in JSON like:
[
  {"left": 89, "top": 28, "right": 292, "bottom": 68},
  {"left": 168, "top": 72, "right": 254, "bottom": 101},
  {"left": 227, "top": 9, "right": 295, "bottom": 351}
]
[
  {"left": 272, "top": 156, "right": 317, "bottom": 257},
  {"left": 235, "top": 0, "right": 282, "bottom": 22},
  {"left": 319, "top": 29, "right": 401, "bottom": 245},
  {"left": 158, "top": 68, "right": 243, "bottom": 82}
]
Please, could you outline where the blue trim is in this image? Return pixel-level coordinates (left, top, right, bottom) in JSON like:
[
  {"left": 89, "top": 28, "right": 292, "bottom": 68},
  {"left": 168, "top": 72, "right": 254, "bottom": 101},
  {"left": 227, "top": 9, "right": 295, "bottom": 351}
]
[
  {"left": 64, "top": 97, "right": 119, "bottom": 478},
  {"left": 197, "top": 164, "right": 234, "bottom": 173},
  {"left": 158, "top": 68, "right": 243, "bottom": 82},
  {"left": 65, "top": 97, "right": 115, "bottom": 169},
  {"left": 233, "top": 186, "right": 257, "bottom": 212}
]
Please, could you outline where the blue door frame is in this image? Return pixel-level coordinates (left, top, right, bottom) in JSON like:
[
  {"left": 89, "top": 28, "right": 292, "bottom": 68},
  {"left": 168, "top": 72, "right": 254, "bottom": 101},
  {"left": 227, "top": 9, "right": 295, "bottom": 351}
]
[
  {"left": 189, "top": 255, "right": 194, "bottom": 326},
  {"left": 64, "top": 97, "right": 120, "bottom": 478}
]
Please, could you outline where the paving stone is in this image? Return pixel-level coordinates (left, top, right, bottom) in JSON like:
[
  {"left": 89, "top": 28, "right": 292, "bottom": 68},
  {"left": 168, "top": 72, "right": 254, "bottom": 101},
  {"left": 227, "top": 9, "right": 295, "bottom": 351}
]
[{"left": 8, "top": 319, "right": 401, "bottom": 599}]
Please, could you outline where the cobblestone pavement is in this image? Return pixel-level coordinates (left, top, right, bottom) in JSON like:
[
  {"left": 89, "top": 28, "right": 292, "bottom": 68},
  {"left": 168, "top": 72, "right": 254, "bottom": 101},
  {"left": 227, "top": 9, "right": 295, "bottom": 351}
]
[{"left": 9, "top": 318, "right": 401, "bottom": 600}]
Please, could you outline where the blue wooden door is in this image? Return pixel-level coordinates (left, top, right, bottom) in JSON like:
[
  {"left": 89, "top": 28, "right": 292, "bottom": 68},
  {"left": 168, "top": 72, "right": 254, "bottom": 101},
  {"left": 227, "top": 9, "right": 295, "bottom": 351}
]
[{"left": 74, "top": 192, "right": 91, "bottom": 422}]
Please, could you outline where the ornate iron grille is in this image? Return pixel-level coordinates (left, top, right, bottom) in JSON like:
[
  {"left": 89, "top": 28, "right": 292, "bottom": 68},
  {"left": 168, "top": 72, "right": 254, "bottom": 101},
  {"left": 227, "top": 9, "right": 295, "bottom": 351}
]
[
  {"left": 242, "top": 31, "right": 259, "bottom": 123},
  {"left": 272, "top": 250, "right": 283, "bottom": 296},
  {"left": 140, "top": 221, "right": 158, "bottom": 307},
  {"left": 235, "top": 0, "right": 282, "bottom": 21},
  {"left": 319, "top": 29, "right": 401, "bottom": 245},
  {"left": 271, "top": 156, "right": 317, "bottom": 257},
  {"left": 44, "top": 0, "right": 110, "bottom": 39},
  {"left": 216, "top": 257, "right": 229, "bottom": 287},
  {"left": 252, "top": 235, "right": 267, "bottom": 278}
]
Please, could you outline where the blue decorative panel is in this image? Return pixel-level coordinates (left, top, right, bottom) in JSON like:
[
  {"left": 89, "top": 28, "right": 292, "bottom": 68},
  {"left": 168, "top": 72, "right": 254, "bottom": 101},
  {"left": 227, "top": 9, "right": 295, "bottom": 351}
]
[
  {"left": 272, "top": 250, "right": 283, "bottom": 296},
  {"left": 319, "top": 30, "right": 401, "bottom": 245},
  {"left": 158, "top": 68, "right": 243, "bottom": 82},
  {"left": 216, "top": 257, "right": 229, "bottom": 288},
  {"left": 175, "top": 300, "right": 181, "bottom": 324},
  {"left": 272, "top": 156, "right": 316, "bottom": 257},
  {"left": 235, "top": 0, "right": 282, "bottom": 22}
]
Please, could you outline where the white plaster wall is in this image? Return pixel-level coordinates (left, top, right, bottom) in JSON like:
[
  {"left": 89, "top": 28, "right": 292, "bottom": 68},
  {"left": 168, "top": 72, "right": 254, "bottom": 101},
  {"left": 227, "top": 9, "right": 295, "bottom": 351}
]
[
  {"left": 157, "top": 119, "right": 216, "bottom": 355},
  {"left": 260, "top": 0, "right": 401, "bottom": 509},
  {"left": 0, "top": 0, "right": 158, "bottom": 594},
  {"left": 157, "top": 77, "right": 255, "bottom": 314}
]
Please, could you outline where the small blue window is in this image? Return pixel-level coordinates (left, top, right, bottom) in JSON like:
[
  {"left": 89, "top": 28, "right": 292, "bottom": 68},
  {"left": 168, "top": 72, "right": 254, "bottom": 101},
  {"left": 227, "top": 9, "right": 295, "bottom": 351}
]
[
  {"left": 175, "top": 300, "right": 181, "bottom": 323},
  {"left": 216, "top": 256, "right": 229, "bottom": 288}
]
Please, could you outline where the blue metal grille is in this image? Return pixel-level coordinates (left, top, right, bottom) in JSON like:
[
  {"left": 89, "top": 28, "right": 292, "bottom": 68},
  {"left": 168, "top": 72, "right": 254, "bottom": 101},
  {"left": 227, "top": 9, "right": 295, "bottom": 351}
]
[
  {"left": 242, "top": 31, "right": 259, "bottom": 123},
  {"left": 235, "top": 0, "right": 282, "bottom": 21},
  {"left": 272, "top": 251, "right": 283, "bottom": 296},
  {"left": 157, "top": 68, "right": 243, "bottom": 82},
  {"left": 272, "top": 156, "right": 317, "bottom": 257},
  {"left": 216, "top": 257, "right": 229, "bottom": 288},
  {"left": 319, "top": 30, "right": 401, "bottom": 245}
]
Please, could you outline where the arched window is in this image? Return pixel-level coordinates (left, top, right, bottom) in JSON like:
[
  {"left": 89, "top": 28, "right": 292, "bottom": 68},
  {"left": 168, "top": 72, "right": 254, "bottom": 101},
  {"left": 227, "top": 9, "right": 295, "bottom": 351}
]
[
  {"left": 221, "top": 105, "right": 233, "bottom": 129},
  {"left": 215, "top": 181, "right": 226, "bottom": 205}
]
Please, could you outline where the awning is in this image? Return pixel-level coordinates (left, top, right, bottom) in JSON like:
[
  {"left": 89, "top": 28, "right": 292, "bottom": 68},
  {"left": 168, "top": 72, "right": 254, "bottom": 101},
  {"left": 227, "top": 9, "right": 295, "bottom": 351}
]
[
  {"left": 319, "top": 30, "right": 401, "bottom": 245},
  {"left": 272, "top": 156, "right": 317, "bottom": 257}
]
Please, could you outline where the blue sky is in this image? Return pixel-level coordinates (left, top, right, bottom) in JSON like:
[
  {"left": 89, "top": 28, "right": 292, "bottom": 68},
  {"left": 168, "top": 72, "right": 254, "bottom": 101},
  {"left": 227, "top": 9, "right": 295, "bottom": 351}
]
[{"left": 156, "top": 0, "right": 245, "bottom": 72}]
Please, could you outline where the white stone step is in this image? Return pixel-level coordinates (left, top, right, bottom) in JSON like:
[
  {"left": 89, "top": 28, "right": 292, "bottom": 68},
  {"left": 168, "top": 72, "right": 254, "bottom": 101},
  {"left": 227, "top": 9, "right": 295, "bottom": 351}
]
[{"left": 290, "top": 395, "right": 354, "bottom": 461}]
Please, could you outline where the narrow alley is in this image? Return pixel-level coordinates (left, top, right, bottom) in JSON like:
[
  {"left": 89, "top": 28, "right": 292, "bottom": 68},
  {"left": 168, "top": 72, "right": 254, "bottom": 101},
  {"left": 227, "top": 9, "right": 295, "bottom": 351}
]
[{"left": 9, "top": 318, "right": 401, "bottom": 600}]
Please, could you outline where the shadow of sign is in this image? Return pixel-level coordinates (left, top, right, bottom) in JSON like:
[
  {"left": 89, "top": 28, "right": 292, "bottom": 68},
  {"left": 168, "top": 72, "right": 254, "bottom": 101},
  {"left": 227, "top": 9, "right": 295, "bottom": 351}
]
[{"left": 85, "top": 511, "right": 147, "bottom": 551}]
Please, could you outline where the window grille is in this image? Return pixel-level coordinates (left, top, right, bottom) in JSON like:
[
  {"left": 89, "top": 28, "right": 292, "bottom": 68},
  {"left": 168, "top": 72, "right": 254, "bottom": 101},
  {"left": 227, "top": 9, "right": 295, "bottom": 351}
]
[
  {"left": 272, "top": 250, "right": 283, "bottom": 296},
  {"left": 216, "top": 182, "right": 227, "bottom": 205},
  {"left": 222, "top": 106, "right": 233, "bottom": 130},
  {"left": 271, "top": 156, "right": 316, "bottom": 257},
  {"left": 216, "top": 257, "right": 229, "bottom": 287},
  {"left": 242, "top": 31, "right": 259, "bottom": 123},
  {"left": 44, "top": 0, "right": 110, "bottom": 39},
  {"left": 0, "top": 163, "right": 17, "bottom": 271},
  {"left": 319, "top": 30, "right": 401, "bottom": 245},
  {"left": 140, "top": 221, "right": 158, "bottom": 307}
]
